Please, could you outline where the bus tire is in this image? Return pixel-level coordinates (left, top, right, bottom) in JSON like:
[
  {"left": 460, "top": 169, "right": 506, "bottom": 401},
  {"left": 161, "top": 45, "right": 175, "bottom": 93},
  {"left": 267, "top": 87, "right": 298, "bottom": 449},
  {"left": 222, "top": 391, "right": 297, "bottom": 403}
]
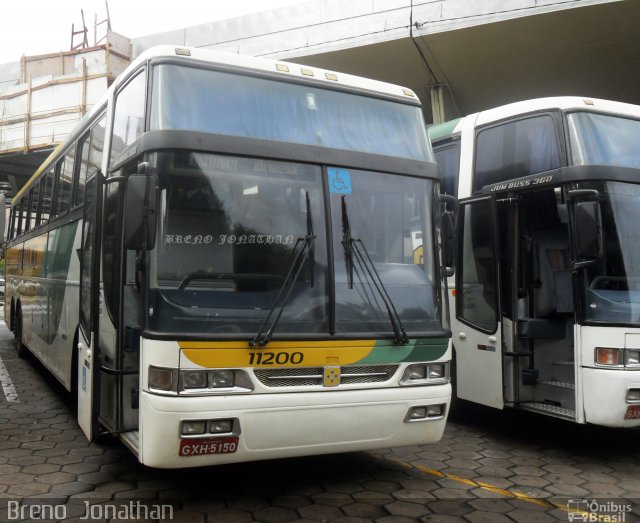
[{"left": 14, "top": 306, "right": 28, "bottom": 359}]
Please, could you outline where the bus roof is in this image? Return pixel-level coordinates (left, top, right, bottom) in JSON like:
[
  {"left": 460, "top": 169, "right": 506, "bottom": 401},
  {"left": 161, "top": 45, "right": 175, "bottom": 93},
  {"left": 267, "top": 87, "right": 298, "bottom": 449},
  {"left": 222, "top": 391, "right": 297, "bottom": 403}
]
[
  {"left": 13, "top": 46, "right": 422, "bottom": 204},
  {"left": 128, "top": 46, "right": 421, "bottom": 103},
  {"left": 473, "top": 96, "right": 640, "bottom": 127},
  {"left": 427, "top": 118, "right": 462, "bottom": 142}
]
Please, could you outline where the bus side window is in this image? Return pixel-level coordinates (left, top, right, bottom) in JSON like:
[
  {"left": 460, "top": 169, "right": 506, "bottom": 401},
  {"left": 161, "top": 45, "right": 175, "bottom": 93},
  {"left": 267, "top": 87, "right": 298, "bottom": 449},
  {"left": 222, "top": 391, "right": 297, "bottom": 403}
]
[
  {"left": 9, "top": 207, "right": 16, "bottom": 240},
  {"left": 15, "top": 200, "right": 23, "bottom": 237},
  {"left": 55, "top": 152, "right": 74, "bottom": 217},
  {"left": 75, "top": 134, "right": 90, "bottom": 208},
  {"left": 30, "top": 181, "right": 41, "bottom": 230},
  {"left": 39, "top": 170, "right": 54, "bottom": 226},
  {"left": 24, "top": 190, "right": 33, "bottom": 233},
  {"left": 110, "top": 71, "right": 146, "bottom": 166}
]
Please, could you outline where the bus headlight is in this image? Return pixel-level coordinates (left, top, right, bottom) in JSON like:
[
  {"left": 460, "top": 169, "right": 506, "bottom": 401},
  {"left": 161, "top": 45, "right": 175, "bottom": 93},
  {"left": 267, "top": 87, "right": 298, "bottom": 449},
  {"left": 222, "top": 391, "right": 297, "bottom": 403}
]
[
  {"left": 210, "top": 370, "right": 234, "bottom": 388},
  {"left": 626, "top": 350, "right": 640, "bottom": 366},
  {"left": 400, "top": 363, "right": 450, "bottom": 385},
  {"left": 181, "top": 370, "right": 208, "bottom": 389},
  {"left": 177, "top": 369, "right": 253, "bottom": 394}
]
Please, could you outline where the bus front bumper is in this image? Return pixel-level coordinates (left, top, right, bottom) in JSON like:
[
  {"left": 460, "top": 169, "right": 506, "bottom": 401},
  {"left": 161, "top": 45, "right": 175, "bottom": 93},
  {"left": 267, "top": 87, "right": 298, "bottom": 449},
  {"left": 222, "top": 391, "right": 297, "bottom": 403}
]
[
  {"left": 137, "top": 384, "right": 450, "bottom": 468},
  {"left": 582, "top": 367, "right": 640, "bottom": 427}
]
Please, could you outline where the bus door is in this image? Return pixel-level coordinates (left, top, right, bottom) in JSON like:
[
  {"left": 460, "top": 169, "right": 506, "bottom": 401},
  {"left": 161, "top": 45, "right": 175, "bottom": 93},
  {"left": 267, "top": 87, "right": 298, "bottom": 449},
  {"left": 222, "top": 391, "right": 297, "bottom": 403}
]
[
  {"left": 455, "top": 195, "right": 504, "bottom": 409},
  {"left": 77, "top": 172, "right": 102, "bottom": 440},
  {"left": 506, "top": 188, "right": 576, "bottom": 418}
]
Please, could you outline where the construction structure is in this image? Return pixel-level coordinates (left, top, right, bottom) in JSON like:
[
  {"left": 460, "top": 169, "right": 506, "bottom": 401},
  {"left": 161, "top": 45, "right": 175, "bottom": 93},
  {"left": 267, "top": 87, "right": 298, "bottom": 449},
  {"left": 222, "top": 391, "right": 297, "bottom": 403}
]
[{"left": 0, "top": 23, "right": 129, "bottom": 200}]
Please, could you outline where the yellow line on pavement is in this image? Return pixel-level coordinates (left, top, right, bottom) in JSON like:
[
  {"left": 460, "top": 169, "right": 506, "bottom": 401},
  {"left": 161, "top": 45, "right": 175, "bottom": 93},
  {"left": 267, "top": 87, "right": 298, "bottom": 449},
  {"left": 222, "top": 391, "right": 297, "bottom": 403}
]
[{"left": 385, "top": 456, "right": 557, "bottom": 509}]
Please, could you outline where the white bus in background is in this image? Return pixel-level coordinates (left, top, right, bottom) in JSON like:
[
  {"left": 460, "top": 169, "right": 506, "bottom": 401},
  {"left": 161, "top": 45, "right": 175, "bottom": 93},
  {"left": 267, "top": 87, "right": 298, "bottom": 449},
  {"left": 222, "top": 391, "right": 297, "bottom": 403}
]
[
  {"left": 4, "top": 46, "right": 453, "bottom": 468},
  {"left": 430, "top": 97, "right": 640, "bottom": 427}
]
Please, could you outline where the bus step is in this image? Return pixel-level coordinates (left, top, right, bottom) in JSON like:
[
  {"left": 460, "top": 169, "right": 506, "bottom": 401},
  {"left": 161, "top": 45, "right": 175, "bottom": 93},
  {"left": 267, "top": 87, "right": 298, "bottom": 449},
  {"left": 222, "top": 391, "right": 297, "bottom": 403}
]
[
  {"left": 539, "top": 379, "right": 575, "bottom": 390},
  {"left": 120, "top": 431, "right": 140, "bottom": 454},
  {"left": 551, "top": 360, "right": 575, "bottom": 382},
  {"left": 520, "top": 402, "right": 575, "bottom": 420}
]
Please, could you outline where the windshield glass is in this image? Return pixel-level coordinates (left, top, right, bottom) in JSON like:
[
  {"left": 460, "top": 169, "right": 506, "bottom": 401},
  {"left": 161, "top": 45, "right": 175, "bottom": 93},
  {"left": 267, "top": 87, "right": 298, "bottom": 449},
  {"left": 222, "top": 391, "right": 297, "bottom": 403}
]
[
  {"left": 149, "top": 152, "right": 328, "bottom": 335},
  {"left": 568, "top": 112, "right": 640, "bottom": 169},
  {"left": 329, "top": 168, "right": 441, "bottom": 334},
  {"left": 147, "top": 152, "right": 442, "bottom": 337},
  {"left": 150, "top": 64, "right": 432, "bottom": 162},
  {"left": 579, "top": 182, "right": 640, "bottom": 324}
]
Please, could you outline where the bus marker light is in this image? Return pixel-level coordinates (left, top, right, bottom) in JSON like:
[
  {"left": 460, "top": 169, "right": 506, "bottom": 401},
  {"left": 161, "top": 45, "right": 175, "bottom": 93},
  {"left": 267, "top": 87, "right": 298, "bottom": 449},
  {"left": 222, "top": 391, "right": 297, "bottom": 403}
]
[
  {"left": 595, "top": 348, "right": 622, "bottom": 366},
  {"left": 181, "top": 420, "right": 206, "bottom": 435},
  {"left": 149, "top": 366, "right": 174, "bottom": 391}
]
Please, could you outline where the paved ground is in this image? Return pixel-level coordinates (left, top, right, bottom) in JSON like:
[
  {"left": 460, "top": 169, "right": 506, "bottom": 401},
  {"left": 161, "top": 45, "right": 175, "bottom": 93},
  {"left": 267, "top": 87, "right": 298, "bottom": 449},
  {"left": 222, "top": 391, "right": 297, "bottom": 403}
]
[{"left": 1, "top": 317, "right": 639, "bottom": 522}]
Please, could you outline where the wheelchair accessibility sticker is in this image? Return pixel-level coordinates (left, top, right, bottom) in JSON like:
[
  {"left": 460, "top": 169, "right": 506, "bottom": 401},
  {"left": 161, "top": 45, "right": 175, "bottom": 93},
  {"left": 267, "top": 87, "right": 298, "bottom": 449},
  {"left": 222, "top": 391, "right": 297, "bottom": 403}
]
[{"left": 328, "top": 167, "right": 352, "bottom": 194}]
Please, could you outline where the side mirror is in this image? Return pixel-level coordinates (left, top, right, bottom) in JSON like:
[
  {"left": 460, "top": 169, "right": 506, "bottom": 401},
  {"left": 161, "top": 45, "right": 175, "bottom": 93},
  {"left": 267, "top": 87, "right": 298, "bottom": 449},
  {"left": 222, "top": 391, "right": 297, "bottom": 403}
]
[
  {"left": 440, "top": 194, "right": 458, "bottom": 278},
  {"left": 575, "top": 201, "right": 601, "bottom": 259},
  {"left": 124, "top": 174, "right": 158, "bottom": 250},
  {"left": 568, "top": 189, "right": 603, "bottom": 270}
]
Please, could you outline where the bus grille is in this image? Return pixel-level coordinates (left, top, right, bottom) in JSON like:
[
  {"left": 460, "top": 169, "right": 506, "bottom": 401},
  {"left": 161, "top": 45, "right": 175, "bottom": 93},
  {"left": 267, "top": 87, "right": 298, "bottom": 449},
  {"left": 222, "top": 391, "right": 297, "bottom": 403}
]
[{"left": 253, "top": 365, "right": 399, "bottom": 387}]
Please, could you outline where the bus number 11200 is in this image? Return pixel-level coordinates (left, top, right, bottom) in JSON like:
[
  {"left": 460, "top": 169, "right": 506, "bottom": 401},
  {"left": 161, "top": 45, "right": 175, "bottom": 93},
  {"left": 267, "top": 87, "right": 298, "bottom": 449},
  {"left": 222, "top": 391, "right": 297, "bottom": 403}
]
[{"left": 249, "top": 351, "right": 304, "bottom": 365}]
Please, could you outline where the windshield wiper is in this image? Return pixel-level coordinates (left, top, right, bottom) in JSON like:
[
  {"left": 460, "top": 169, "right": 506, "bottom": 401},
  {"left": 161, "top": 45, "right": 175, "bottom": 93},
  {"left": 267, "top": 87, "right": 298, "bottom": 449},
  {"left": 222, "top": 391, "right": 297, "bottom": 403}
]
[
  {"left": 341, "top": 195, "right": 409, "bottom": 345},
  {"left": 249, "top": 192, "right": 315, "bottom": 347}
]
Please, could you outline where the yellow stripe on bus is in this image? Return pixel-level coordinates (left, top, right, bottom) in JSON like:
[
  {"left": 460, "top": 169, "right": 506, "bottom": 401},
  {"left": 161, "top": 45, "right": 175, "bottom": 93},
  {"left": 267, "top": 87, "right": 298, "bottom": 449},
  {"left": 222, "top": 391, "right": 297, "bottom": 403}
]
[{"left": 180, "top": 340, "right": 377, "bottom": 368}]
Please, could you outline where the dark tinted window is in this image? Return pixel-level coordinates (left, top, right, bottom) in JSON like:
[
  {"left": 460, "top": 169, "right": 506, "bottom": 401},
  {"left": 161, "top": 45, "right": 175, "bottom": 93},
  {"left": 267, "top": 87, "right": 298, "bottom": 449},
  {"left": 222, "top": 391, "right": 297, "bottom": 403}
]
[
  {"left": 75, "top": 135, "right": 90, "bottom": 207},
  {"left": 29, "top": 181, "right": 41, "bottom": 230},
  {"left": 434, "top": 141, "right": 460, "bottom": 197},
  {"left": 456, "top": 198, "right": 498, "bottom": 332},
  {"left": 474, "top": 115, "right": 561, "bottom": 193},
  {"left": 39, "top": 170, "right": 54, "bottom": 225},
  {"left": 75, "top": 115, "right": 106, "bottom": 207},
  {"left": 55, "top": 152, "right": 74, "bottom": 217}
]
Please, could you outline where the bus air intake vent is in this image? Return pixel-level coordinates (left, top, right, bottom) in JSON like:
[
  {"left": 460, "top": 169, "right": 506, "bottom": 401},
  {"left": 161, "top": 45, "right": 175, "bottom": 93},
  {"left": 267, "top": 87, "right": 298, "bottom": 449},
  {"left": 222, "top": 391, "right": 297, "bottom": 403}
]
[{"left": 253, "top": 365, "right": 399, "bottom": 387}]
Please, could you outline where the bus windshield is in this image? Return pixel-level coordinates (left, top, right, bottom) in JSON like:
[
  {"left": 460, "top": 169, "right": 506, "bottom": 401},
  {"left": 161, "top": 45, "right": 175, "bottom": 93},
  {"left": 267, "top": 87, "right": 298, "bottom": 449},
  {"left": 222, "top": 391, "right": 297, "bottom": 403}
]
[
  {"left": 150, "top": 64, "right": 432, "bottom": 162},
  {"left": 147, "top": 151, "right": 441, "bottom": 337},
  {"left": 568, "top": 112, "right": 640, "bottom": 169},
  {"left": 578, "top": 181, "right": 640, "bottom": 324}
]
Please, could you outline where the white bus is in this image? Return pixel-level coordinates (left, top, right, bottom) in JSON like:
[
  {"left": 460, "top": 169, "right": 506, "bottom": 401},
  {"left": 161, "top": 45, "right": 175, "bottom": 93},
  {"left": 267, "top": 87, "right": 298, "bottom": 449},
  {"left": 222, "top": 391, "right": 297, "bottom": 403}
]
[
  {"left": 430, "top": 97, "right": 640, "bottom": 427},
  {"left": 4, "top": 46, "right": 452, "bottom": 467}
]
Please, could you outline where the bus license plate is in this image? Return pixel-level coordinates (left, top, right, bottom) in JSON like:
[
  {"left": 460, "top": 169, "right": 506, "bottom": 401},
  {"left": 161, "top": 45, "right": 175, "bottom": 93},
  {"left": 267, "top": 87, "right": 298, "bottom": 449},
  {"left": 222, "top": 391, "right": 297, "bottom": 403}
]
[
  {"left": 179, "top": 437, "right": 239, "bottom": 456},
  {"left": 624, "top": 405, "right": 640, "bottom": 420}
]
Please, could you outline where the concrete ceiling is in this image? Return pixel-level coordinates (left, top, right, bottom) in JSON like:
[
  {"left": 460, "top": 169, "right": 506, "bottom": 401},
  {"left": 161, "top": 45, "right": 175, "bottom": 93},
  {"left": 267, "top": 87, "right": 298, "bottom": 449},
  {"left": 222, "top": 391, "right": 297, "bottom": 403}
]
[
  {"left": 2, "top": 1, "right": 638, "bottom": 199},
  {"left": 288, "top": 1, "right": 640, "bottom": 122}
]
